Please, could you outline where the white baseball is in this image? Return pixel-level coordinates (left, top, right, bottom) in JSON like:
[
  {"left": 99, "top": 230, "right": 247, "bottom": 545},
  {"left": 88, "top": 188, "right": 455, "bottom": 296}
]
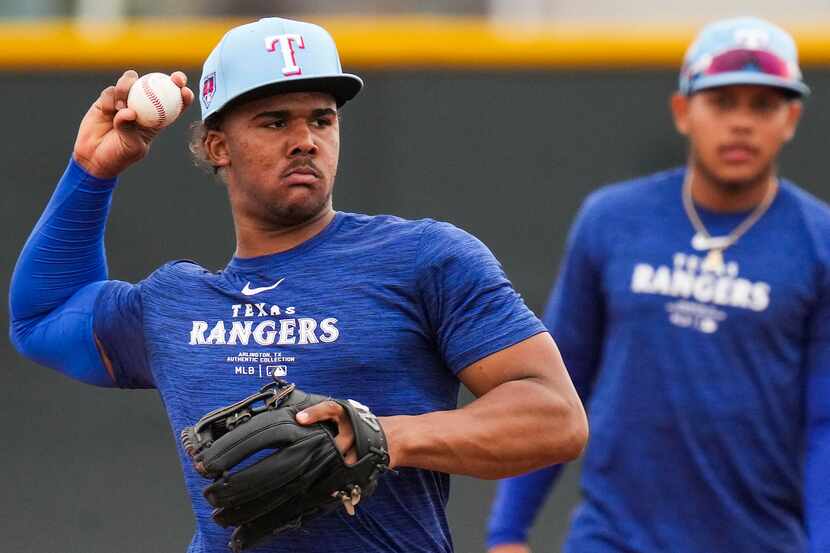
[{"left": 127, "top": 72, "right": 183, "bottom": 129}]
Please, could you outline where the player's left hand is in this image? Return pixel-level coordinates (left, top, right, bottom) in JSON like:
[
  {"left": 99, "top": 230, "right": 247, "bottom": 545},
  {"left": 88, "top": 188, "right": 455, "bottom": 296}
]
[
  {"left": 181, "top": 381, "right": 391, "bottom": 551},
  {"left": 297, "top": 400, "right": 358, "bottom": 464}
]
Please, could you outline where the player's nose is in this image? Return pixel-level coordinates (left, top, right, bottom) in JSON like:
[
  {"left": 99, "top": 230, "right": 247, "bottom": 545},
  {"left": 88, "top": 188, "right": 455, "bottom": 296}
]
[
  {"left": 729, "top": 102, "right": 760, "bottom": 130},
  {"left": 288, "top": 123, "right": 318, "bottom": 156}
]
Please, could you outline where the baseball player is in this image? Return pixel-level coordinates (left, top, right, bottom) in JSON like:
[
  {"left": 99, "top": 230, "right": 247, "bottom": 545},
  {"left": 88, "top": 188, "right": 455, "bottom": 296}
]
[
  {"left": 9, "top": 17, "right": 588, "bottom": 553},
  {"left": 487, "top": 16, "right": 830, "bottom": 553}
]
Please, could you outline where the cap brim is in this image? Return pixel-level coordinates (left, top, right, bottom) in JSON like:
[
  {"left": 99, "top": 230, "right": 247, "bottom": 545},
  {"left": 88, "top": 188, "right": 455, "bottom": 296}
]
[
  {"left": 212, "top": 73, "right": 363, "bottom": 118},
  {"left": 688, "top": 72, "right": 810, "bottom": 97}
]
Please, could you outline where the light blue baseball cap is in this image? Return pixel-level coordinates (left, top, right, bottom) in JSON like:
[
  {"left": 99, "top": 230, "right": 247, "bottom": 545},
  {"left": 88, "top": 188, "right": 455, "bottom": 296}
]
[
  {"left": 679, "top": 16, "right": 809, "bottom": 97},
  {"left": 198, "top": 17, "right": 363, "bottom": 120}
]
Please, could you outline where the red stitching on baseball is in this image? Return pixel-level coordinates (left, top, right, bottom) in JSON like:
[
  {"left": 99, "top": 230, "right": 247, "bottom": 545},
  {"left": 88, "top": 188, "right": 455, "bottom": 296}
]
[{"left": 142, "top": 77, "right": 167, "bottom": 125}]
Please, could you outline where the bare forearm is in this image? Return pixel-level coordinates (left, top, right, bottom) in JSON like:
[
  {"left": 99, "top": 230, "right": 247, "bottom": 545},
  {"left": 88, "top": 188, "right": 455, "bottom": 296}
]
[{"left": 381, "top": 377, "right": 587, "bottom": 479}]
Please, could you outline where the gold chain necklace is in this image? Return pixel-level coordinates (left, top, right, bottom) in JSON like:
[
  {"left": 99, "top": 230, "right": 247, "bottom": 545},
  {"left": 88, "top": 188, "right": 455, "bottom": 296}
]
[{"left": 681, "top": 170, "right": 778, "bottom": 273}]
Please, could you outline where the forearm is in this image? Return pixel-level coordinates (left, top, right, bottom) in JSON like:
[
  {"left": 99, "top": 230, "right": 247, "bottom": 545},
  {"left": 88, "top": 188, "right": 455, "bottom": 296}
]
[
  {"left": 10, "top": 157, "right": 116, "bottom": 323},
  {"left": 381, "top": 377, "right": 586, "bottom": 479},
  {"left": 806, "top": 364, "right": 830, "bottom": 553},
  {"left": 487, "top": 464, "right": 563, "bottom": 547}
]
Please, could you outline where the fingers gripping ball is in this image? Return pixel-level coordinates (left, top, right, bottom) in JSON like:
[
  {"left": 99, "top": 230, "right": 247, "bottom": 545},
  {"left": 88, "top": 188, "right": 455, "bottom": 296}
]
[
  {"left": 180, "top": 380, "right": 390, "bottom": 552},
  {"left": 127, "top": 73, "right": 183, "bottom": 128}
]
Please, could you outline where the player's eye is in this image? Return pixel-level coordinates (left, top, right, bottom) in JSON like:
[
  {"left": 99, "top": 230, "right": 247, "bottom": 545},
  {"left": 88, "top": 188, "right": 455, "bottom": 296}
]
[
  {"left": 312, "top": 117, "right": 333, "bottom": 128},
  {"left": 751, "top": 96, "right": 780, "bottom": 114},
  {"left": 265, "top": 119, "right": 287, "bottom": 128},
  {"left": 710, "top": 94, "right": 736, "bottom": 111}
]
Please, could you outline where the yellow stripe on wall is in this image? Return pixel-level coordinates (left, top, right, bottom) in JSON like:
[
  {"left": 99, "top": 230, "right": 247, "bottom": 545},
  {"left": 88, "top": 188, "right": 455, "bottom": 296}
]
[{"left": 2, "top": 16, "right": 830, "bottom": 70}]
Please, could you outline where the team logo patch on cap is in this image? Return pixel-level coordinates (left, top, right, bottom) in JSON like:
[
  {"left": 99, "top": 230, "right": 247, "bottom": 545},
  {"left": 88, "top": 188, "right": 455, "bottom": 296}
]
[{"left": 202, "top": 73, "right": 216, "bottom": 108}]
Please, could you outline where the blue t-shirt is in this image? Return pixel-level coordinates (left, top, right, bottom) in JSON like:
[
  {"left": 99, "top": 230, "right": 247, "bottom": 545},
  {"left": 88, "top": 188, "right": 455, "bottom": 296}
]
[
  {"left": 93, "top": 211, "right": 546, "bottom": 553},
  {"left": 489, "top": 168, "right": 830, "bottom": 553}
]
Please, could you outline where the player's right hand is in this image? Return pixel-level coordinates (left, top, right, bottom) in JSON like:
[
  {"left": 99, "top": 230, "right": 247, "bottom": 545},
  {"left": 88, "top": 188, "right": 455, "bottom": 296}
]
[
  {"left": 488, "top": 545, "right": 531, "bottom": 553},
  {"left": 73, "top": 70, "right": 194, "bottom": 179}
]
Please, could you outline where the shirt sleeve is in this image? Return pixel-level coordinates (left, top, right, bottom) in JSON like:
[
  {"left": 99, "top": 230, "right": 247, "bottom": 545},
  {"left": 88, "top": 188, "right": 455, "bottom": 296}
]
[
  {"left": 415, "top": 221, "right": 546, "bottom": 374},
  {"left": 9, "top": 157, "right": 153, "bottom": 389},
  {"left": 9, "top": 158, "right": 117, "bottom": 386},
  {"left": 487, "top": 464, "right": 564, "bottom": 547},
  {"left": 486, "top": 197, "right": 606, "bottom": 547},
  {"left": 805, "top": 271, "right": 830, "bottom": 552},
  {"left": 93, "top": 280, "right": 154, "bottom": 389},
  {"left": 544, "top": 196, "right": 607, "bottom": 401}
]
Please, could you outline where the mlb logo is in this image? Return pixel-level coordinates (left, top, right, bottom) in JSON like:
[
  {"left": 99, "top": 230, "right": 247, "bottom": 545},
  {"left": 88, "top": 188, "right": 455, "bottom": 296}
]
[{"left": 202, "top": 73, "right": 216, "bottom": 108}]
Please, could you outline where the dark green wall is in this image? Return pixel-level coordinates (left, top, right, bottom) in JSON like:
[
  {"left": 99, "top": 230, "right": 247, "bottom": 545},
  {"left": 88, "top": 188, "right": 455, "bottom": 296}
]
[{"left": 3, "top": 68, "right": 827, "bottom": 552}]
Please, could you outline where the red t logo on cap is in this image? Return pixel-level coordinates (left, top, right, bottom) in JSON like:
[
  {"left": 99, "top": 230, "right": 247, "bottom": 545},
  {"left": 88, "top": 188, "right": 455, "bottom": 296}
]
[{"left": 265, "top": 34, "right": 305, "bottom": 76}]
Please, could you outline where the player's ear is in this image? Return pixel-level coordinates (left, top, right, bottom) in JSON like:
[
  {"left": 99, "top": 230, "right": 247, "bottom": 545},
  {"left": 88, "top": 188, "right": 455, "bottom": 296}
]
[
  {"left": 204, "top": 129, "right": 231, "bottom": 169},
  {"left": 670, "top": 92, "right": 691, "bottom": 136},
  {"left": 783, "top": 99, "right": 803, "bottom": 143}
]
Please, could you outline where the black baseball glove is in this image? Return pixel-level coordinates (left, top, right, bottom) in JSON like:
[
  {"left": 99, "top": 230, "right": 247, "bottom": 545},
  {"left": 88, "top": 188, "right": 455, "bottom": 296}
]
[{"left": 180, "top": 379, "right": 390, "bottom": 552}]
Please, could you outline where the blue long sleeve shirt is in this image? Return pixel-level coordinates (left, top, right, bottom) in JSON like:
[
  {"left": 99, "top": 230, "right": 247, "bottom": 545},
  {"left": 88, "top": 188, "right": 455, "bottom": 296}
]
[{"left": 488, "top": 168, "right": 830, "bottom": 553}]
